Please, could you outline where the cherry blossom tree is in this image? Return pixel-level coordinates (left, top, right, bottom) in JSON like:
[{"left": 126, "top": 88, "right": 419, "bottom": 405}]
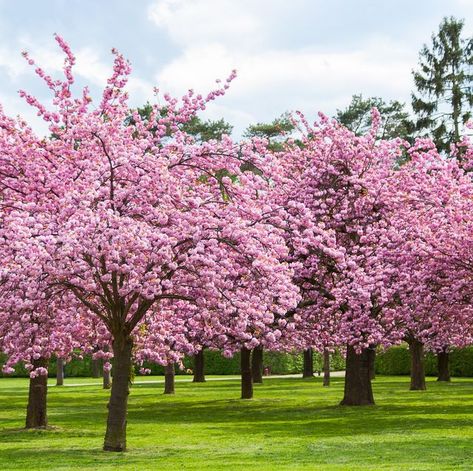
[
  {"left": 0, "top": 36, "right": 299, "bottom": 451},
  {"left": 273, "top": 110, "right": 408, "bottom": 405},
  {"left": 0, "top": 89, "right": 94, "bottom": 427},
  {"left": 384, "top": 135, "right": 473, "bottom": 389}
]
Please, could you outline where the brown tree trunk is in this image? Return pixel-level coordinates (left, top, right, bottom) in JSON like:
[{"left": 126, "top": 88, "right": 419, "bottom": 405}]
[
  {"left": 368, "top": 346, "right": 376, "bottom": 380},
  {"left": 241, "top": 347, "right": 253, "bottom": 399},
  {"left": 56, "top": 358, "right": 64, "bottom": 386},
  {"left": 409, "top": 339, "right": 426, "bottom": 391},
  {"left": 25, "top": 358, "right": 49, "bottom": 429},
  {"left": 164, "top": 364, "right": 175, "bottom": 394},
  {"left": 251, "top": 346, "right": 263, "bottom": 384},
  {"left": 437, "top": 348, "right": 451, "bottom": 382},
  {"left": 103, "top": 367, "right": 112, "bottom": 389},
  {"left": 92, "top": 357, "right": 102, "bottom": 378},
  {"left": 193, "top": 349, "right": 206, "bottom": 383},
  {"left": 323, "top": 349, "right": 330, "bottom": 387},
  {"left": 302, "top": 348, "right": 314, "bottom": 378},
  {"left": 340, "top": 345, "right": 374, "bottom": 405},
  {"left": 103, "top": 335, "right": 133, "bottom": 452}
]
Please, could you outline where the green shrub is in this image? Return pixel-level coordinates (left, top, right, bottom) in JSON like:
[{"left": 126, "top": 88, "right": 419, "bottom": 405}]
[
  {"left": 1, "top": 348, "right": 345, "bottom": 378},
  {"left": 450, "top": 347, "right": 473, "bottom": 377},
  {"left": 375, "top": 345, "right": 473, "bottom": 377},
  {"left": 375, "top": 346, "right": 411, "bottom": 375}
]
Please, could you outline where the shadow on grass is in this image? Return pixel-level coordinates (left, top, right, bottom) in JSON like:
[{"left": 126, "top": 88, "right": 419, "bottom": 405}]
[
  {"left": 1, "top": 376, "right": 473, "bottom": 470},
  {"left": 1, "top": 435, "right": 473, "bottom": 471}
]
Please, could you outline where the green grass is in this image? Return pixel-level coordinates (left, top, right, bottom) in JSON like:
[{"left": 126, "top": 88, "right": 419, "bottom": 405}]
[{"left": 1, "top": 375, "right": 472, "bottom": 470}]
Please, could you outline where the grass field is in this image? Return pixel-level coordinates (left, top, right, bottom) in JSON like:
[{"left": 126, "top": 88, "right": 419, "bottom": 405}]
[{"left": 1, "top": 375, "right": 472, "bottom": 470}]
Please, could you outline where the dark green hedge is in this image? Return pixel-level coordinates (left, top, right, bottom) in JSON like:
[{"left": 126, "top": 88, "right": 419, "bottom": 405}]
[
  {"left": 1, "top": 348, "right": 345, "bottom": 378},
  {"left": 0, "top": 354, "right": 95, "bottom": 378},
  {"left": 375, "top": 346, "right": 473, "bottom": 377},
  {"left": 316, "top": 350, "right": 346, "bottom": 372},
  {"left": 137, "top": 350, "right": 305, "bottom": 376}
]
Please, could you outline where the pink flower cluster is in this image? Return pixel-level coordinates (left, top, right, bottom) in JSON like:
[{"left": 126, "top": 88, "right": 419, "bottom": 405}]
[{"left": 1, "top": 36, "right": 473, "bottom": 379}]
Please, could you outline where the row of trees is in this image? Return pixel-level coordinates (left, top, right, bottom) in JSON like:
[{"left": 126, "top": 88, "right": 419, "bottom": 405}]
[
  {"left": 129, "top": 18, "right": 473, "bottom": 160},
  {"left": 243, "top": 17, "right": 473, "bottom": 155},
  {"left": 0, "top": 17, "right": 471, "bottom": 453}
]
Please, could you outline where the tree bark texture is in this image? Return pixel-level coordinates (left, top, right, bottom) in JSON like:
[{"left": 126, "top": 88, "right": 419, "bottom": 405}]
[
  {"left": 409, "top": 339, "right": 426, "bottom": 391},
  {"left": 92, "top": 357, "right": 102, "bottom": 378},
  {"left": 241, "top": 347, "right": 253, "bottom": 399},
  {"left": 323, "top": 349, "right": 330, "bottom": 387},
  {"left": 302, "top": 348, "right": 314, "bottom": 378},
  {"left": 340, "top": 345, "right": 374, "bottom": 405},
  {"left": 251, "top": 346, "right": 263, "bottom": 384},
  {"left": 437, "top": 348, "right": 451, "bottom": 382},
  {"left": 103, "top": 335, "right": 133, "bottom": 452},
  {"left": 56, "top": 358, "right": 64, "bottom": 386},
  {"left": 25, "top": 358, "right": 49, "bottom": 429},
  {"left": 193, "top": 349, "right": 206, "bottom": 383},
  {"left": 164, "top": 364, "right": 175, "bottom": 395},
  {"left": 103, "top": 367, "right": 112, "bottom": 390}
]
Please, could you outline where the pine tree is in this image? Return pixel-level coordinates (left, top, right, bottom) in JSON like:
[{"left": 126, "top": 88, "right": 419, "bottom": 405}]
[
  {"left": 336, "top": 94, "right": 413, "bottom": 141},
  {"left": 127, "top": 103, "right": 233, "bottom": 141},
  {"left": 244, "top": 112, "right": 295, "bottom": 151},
  {"left": 412, "top": 16, "right": 473, "bottom": 153}
]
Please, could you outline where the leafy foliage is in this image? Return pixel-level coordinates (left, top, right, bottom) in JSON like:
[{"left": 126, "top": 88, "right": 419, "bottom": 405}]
[
  {"left": 244, "top": 112, "right": 296, "bottom": 151},
  {"left": 336, "top": 94, "right": 414, "bottom": 141}
]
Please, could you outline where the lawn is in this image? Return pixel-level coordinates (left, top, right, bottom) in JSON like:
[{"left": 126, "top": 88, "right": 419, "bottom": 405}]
[{"left": 0, "top": 375, "right": 472, "bottom": 470}]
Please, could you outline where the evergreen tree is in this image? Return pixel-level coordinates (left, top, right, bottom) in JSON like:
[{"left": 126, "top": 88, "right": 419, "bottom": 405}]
[
  {"left": 181, "top": 116, "right": 233, "bottom": 141},
  {"left": 412, "top": 16, "right": 473, "bottom": 153},
  {"left": 336, "top": 94, "right": 413, "bottom": 141},
  {"left": 244, "top": 112, "right": 295, "bottom": 151},
  {"left": 127, "top": 103, "right": 233, "bottom": 141}
]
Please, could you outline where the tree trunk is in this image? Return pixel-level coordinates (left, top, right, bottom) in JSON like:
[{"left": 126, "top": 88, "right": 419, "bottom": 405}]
[
  {"left": 103, "top": 367, "right": 112, "bottom": 389},
  {"left": 92, "top": 358, "right": 102, "bottom": 378},
  {"left": 409, "top": 339, "right": 426, "bottom": 391},
  {"left": 340, "top": 345, "right": 374, "bottom": 405},
  {"left": 103, "top": 335, "right": 133, "bottom": 452},
  {"left": 164, "top": 364, "right": 175, "bottom": 394},
  {"left": 302, "top": 348, "right": 314, "bottom": 378},
  {"left": 240, "top": 347, "right": 253, "bottom": 399},
  {"left": 56, "top": 358, "right": 64, "bottom": 386},
  {"left": 193, "top": 349, "right": 206, "bottom": 383},
  {"left": 368, "top": 346, "right": 376, "bottom": 380},
  {"left": 323, "top": 349, "right": 330, "bottom": 387},
  {"left": 437, "top": 348, "right": 451, "bottom": 382},
  {"left": 25, "top": 358, "right": 49, "bottom": 429},
  {"left": 251, "top": 346, "right": 263, "bottom": 384}
]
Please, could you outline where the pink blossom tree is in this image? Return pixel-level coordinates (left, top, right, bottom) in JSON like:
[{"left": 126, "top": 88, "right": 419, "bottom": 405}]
[
  {"left": 274, "top": 111, "right": 407, "bottom": 405},
  {"left": 0, "top": 37, "right": 299, "bottom": 451},
  {"left": 384, "top": 136, "right": 473, "bottom": 389}
]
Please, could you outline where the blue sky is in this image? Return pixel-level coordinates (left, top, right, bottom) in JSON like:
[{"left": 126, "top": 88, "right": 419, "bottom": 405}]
[{"left": 0, "top": 0, "right": 471, "bottom": 136}]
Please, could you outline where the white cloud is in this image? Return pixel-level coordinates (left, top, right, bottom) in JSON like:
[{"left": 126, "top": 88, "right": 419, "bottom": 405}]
[
  {"left": 0, "top": 38, "right": 110, "bottom": 85},
  {"left": 0, "top": 47, "right": 27, "bottom": 78},
  {"left": 154, "top": 38, "right": 415, "bottom": 135},
  {"left": 0, "top": 91, "right": 50, "bottom": 136},
  {"left": 148, "top": 0, "right": 279, "bottom": 49},
  {"left": 147, "top": 0, "right": 422, "bottom": 136},
  {"left": 74, "top": 48, "right": 110, "bottom": 86},
  {"left": 0, "top": 0, "right": 471, "bottom": 138},
  {"left": 0, "top": 38, "right": 155, "bottom": 136},
  {"left": 158, "top": 43, "right": 413, "bottom": 97}
]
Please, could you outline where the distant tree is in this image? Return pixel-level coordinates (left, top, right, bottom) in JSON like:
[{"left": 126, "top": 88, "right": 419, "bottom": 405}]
[
  {"left": 411, "top": 16, "right": 473, "bottom": 153},
  {"left": 128, "top": 103, "right": 233, "bottom": 141},
  {"left": 181, "top": 116, "right": 233, "bottom": 141},
  {"left": 336, "top": 94, "right": 413, "bottom": 141},
  {"left": 244, "top": 113, "right": 295, "bottom": 151}
]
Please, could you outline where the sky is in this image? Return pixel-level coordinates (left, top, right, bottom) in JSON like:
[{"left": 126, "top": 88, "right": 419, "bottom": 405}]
[{"left": 0, "top": 0, "right": 471, "bottom": 137}]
